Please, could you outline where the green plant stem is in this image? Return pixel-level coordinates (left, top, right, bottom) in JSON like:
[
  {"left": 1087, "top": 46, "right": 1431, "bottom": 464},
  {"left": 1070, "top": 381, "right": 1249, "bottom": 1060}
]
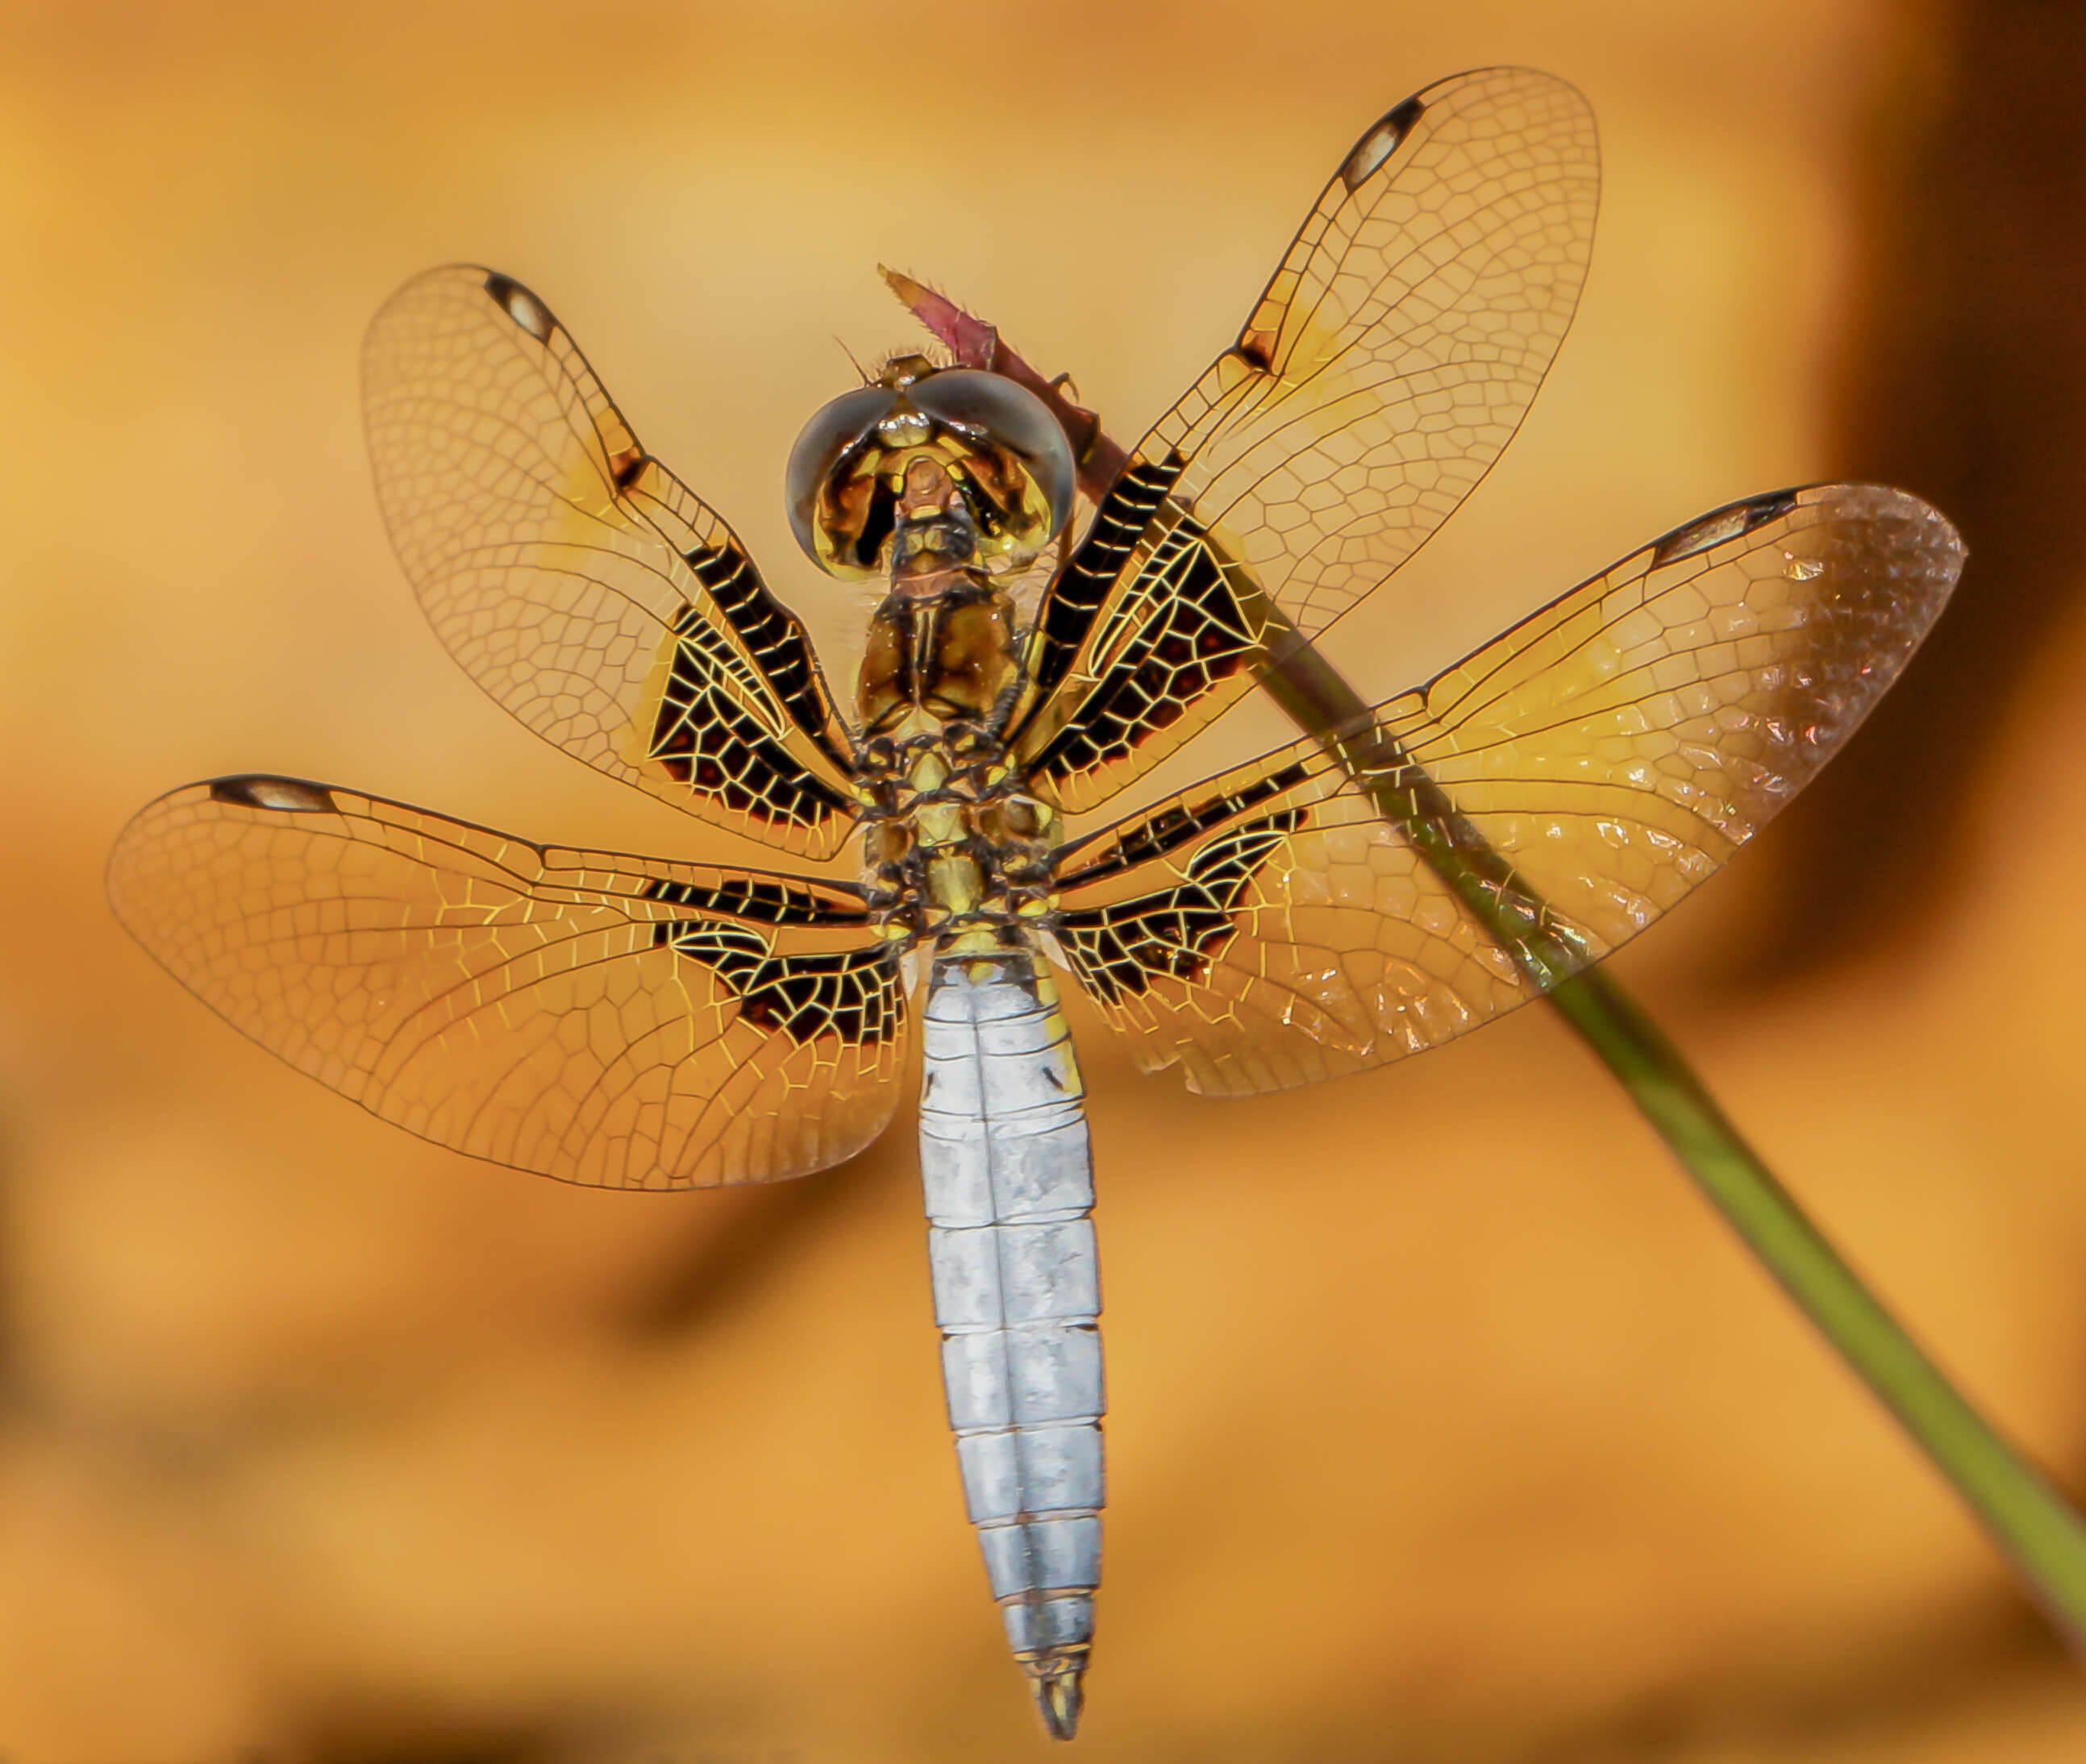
[
  {"left": 1546, "top": 966, "right": 2086, "bottom": 1645},
  {"left": 886, "top": 275, "right": 2086, "bottom": 1655},
  {"left": 1264, "top": 598, "right": 2086, "bottom": 1654}
]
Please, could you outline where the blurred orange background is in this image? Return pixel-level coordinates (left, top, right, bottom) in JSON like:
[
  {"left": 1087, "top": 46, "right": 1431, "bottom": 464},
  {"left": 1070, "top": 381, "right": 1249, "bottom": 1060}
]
[{"left": 6, "top": 1, "right": 2086, "bottom": 1759}]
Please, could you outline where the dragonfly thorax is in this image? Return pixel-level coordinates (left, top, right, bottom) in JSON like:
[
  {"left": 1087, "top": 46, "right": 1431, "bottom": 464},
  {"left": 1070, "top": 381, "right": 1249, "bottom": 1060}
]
[
  {"left": 856, "top": 576, "right": 1060, "bottom": 951},
  {"left": 791, "top": 361, "right": 1080, "bottom": 954},
  {"left": 856, "top": 568, "right": 1020, "bottom": 733}
]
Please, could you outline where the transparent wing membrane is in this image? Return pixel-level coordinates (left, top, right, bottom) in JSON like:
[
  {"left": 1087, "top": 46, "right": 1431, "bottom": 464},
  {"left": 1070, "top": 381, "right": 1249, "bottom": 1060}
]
[
  {"left": 113, "top": 77, "right": 1965, "bottom": 1191},
  {"left": 107, "top": 780, "right": 907, "bottom": 1187},
  {"left": 1011, "top": 67, "right": 1601, "bottom": 811},
  {"left": 1051, "top": 485, "right": 1963, "bottom": 1093},
  {"left": 363, "top": 266, "right": 860, "bottom": 859}
]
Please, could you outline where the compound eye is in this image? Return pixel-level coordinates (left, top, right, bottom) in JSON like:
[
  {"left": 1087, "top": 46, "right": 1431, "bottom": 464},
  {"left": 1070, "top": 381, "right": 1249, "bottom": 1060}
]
[
  {"left": 908, "top": 371, "right": 1076, "bottom": 564},
  {"left": 785, "top": 385, "right": 900, "bottom": 580}
]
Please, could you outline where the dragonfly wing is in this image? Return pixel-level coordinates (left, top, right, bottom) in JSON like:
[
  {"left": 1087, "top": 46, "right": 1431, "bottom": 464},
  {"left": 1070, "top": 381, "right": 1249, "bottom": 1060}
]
[
  {"left": 1011, "top": 66, "right": 1601, "bottom": 812},
  {"left": 108, "top": 778, "right": 907, "bottom": 1186},
  {"left": 364, "top": 265, "right": 861, "bottom": 859},
  {"left": 1048, "top": 485, "right": 1963, "bottom": 1094}
]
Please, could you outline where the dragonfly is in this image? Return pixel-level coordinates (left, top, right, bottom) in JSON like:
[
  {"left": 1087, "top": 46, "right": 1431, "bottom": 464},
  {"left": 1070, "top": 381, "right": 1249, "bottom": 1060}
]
[{"left": 107, "top": 67, "right": 1963, "bottom": 1740}]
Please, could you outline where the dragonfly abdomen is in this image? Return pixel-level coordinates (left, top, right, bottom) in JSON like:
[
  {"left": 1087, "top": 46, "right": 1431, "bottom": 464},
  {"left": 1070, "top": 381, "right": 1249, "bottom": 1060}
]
[{"left": 918, "top": 944, "right": 1102, "bottom": 1740}]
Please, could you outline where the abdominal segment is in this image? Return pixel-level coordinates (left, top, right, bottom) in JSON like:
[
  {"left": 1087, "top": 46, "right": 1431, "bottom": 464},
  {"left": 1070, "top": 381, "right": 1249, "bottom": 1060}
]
[{"left": 916, "top": 945, "right": 1102, "bottom": 1717}]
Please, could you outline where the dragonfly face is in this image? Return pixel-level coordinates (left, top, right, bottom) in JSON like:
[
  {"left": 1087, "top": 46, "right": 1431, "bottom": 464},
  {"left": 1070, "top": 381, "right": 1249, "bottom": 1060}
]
[
  {"left": 106, "top": 65, "right": 1963, "bottom": 1741},
  {"left": 786, "top": 357, "right": 1077, "bottom": 584}
]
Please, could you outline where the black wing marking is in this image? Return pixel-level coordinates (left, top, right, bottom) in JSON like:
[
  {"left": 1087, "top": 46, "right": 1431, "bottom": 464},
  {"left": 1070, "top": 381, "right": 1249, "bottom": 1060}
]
[
  {"left": 364, "top": 266, "right": 862, "bottom": 858},
  {"left": 109, "top": 777, "right": 908, "bottom": 1187},
  {"left": 1009, "top": 67, "right": 1601, "bottom": 814},
  {"left": 1048, "top": 485, "right": 1963, "bottom": 1094}
]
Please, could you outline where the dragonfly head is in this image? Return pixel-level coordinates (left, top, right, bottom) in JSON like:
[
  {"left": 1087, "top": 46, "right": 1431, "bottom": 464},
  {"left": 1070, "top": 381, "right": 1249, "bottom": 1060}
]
[{"left": 785, "top": 361, "right": 1076, "bottom": 585}]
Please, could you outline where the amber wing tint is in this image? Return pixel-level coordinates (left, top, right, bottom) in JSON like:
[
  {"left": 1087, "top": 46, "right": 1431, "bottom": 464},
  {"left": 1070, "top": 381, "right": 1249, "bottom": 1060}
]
[
  {"left": 1010, "top": 66, "right": 1601, "bottom": 812},
  {"left": 364, "top": 267, "right": 861, "bottom": 860},
  {"left": 107, "top": 779, "right": 907, "bottom": 1187},
  {"left": 1049, "top": 485, "right": 1963, "bottom": 1094}
]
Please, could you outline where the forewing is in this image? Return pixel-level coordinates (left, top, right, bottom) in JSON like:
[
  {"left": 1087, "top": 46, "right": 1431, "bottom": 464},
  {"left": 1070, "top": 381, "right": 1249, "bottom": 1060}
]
[
  {"left": 108, "top": 778, "right": 907, "bottom": 1187},
  {"left": 1050, "top": 485, "right": 1962, "bottom": 1093},
  {"left": 364, "top": 266, "right": 861, "bottom": 859},
  {"left": 1011, "top": 67, "right": 1601, "bottom": 811}
]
